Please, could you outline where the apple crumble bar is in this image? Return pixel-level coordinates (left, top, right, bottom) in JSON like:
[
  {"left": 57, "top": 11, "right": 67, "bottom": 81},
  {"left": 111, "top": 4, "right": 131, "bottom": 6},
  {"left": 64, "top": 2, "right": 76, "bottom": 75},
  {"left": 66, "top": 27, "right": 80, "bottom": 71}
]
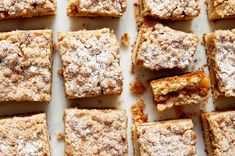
[
  {"left": 204, "top": 29, "right": 235, "bottom": 98},
  {"left": 0, "top": 30, "right": 53, "bottom": 102},
  {"left": 150, "top": 71, "right": 211, "bottom": 111},
  {"left": 132, "top": 119, "right": 197, "bottom": 156},
  {"left": 201, "top": 111, "right": 235, "bottom": 156},
  {"left": 67, "top": 0, "right": 127, "bottom": 17},
  {"left": 0, "top": 0, "right": 56, "bottom": 20},
  {"left": 64, "top": 109, "right": 128, "bottom": 156},
  {"left": 133, "top": 23, "right": 199, "bottom": 71},
  {"left": 0, "top": 113, "right": 51, "bottom": 155},
  {"left": 58, "top": 28, "right": 123, "bottom": 99},
  {"left": 205, "top": 0, "right": 235, "bottom": 20},
  {"left": 139, "top": 0, "right": 200, "bottom": 20}
]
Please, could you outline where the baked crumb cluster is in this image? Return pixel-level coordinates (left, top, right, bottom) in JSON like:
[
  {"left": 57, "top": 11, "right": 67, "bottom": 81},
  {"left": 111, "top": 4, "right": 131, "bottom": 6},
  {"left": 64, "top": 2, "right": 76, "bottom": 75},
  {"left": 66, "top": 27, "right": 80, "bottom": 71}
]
[
  {"left": 67, "top": 0, "right": 127, "bottom": 17},
  {"left": 58, "top": 28, "right": 123, "bottom": 98},
  {"left": 0, "top": 30, "right": 53, "bottom": 102},
  {"left": 0, "top": 0, "right": 56, "bottom": 20},
  {"left": 133, "top": 24, "right": 198, "bottom": 71},
  {"left": 202, "top": 111, "right": 235, "bottom": 155},
  {"left": 150, "top": 71, "right": 210, "bottom": 111},
  {"left": 206, "top": 0, "right": 235, "bottom": 19},
  {"left": 134, "top": 120, "right": 196, "bottom": 155},
  {"left": 0, "top": 114, "right": 50, "bottom": 155},
  {"left": 141, "top": 0, "right": 200, "bottom": 20},
  {"left": 205, "top": 29, "right": 235, "bottom": 97},
  {"left": 64, "top": 109, "right": 128, "bottom": 156}
]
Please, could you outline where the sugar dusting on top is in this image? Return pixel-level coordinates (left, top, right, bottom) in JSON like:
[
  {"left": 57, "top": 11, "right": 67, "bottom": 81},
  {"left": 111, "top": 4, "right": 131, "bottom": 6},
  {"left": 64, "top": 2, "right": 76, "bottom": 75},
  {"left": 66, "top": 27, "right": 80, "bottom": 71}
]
[{"left": 212, "top": 0, "right": 235, "bottom": 17}]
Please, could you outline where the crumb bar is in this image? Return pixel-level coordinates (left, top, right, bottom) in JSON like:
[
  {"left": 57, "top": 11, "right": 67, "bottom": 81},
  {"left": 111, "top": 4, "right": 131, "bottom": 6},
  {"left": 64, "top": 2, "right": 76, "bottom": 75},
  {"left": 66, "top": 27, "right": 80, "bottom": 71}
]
[
  {"left": 132, "top": 119, "right": 197, "bottom": 156},
  {"left": 58, "top": 28, "right": 123, "bottom": 99},
  {"left": 201, "top": 111, "right": 235, "bottom": 156},
  {"left": 204, "top": 29, "right": 235, "bottom": 98},
  {"left": 67, "top": 0, "right": 127, "bottom": 17},
  {"left": 139, "top": 0, "right": 200, "bottom": 20},
  {"left": 0, "top": 113, "right": 51, "bottom": 155},
  {"left": 0, "top": 0, "right": 56, "bottom": 20},
  {"left": 64, "top": 109, "right": 128, "bottom": 156},
  {"left": 0, "top": 30, "right": 53, "bottom": 102},
  {"left": 205, "top": 0, "right": 235, "bottom": 20},
  {"left": 133, "top": 23, "right": 199, "bottom": 71},
  {"left": 150, "top": 71, "right": 211, "bottom": 111}
]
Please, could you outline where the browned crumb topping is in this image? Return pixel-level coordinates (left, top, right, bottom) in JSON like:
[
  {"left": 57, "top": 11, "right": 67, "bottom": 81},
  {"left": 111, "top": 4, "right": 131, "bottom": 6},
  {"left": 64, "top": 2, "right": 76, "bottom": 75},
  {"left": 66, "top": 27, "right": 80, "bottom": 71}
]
[
  {"left": 204, "top": 111, "right": 235, "bottom": 155},
  {"left": 58, "top": 28, "right": 123, "bottom": 98},
  {"left": 142, "top": 0, "right": 200, "bottom": 20},
  {"left": 0, "top": 114, "right": 50, "bottom": 155},
  {"left": 0, "top": 30, "right": 53, "bottom": 102},
  {"left": 210, "top": 0, "right": 235, "bottom": 17},
  {"left": 130, "top": 79, "right": 146, "bottom": 96},
  {"left": 67, "top": 0, "right": 127, "bottom": 17},
  {"left": 121, "top": 33, "right": 130, "bottom": 46},
  {"left": 136, "top": 120, "right": 196, "bottom": 155},
  {"left": 131, "top": 98, "right": 148, "bottom": 124},
  {"left": 0, "top": 0, "right": 56, "bottom": 20},
  {"left": 134, "top": 23, "right": 199, "bottom": 71},
  {"left": 64, "top": 109, "right": 128, "bottom": 156}
]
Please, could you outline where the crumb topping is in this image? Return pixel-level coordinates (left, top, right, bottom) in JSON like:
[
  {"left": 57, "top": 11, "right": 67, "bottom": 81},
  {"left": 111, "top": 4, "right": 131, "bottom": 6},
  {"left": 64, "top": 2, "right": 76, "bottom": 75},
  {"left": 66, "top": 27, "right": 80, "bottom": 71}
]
[
  {"left": 136, "top": 120, "right": 196, "bottom": 156},
  {"left": 0, "top": 114, "right": 50, "bottom": 155},
  {"left": 212, "top": 30, "right": 235, "bottom": 97},
  {"left": 0, "top": 0, "right": 56, "bottom": 19},
  {"left": 211, "top": 0, "right": 235, "bottom": 17},
  {"left": 136, "top": 24, "right": 198, "bottom": 71},
  {"left": 64, "top": 109, "right": 128, "bottom": 156},
  {"left": 207, "top": 111, "right": 235, "bottom": 155},
  {"left": 0, "top": 30, "right": 53, "bottom": 101},
  {"left": 142, "top": 0, "right": 200, "bottom": 19},
  {"left": 59, "top": 28, "right": 123, "bottom": 98}
]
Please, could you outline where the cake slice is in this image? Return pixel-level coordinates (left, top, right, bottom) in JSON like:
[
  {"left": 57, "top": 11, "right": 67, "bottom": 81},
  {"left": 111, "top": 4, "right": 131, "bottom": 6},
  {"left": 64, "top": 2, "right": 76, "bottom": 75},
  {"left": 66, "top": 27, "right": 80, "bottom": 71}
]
[
  {"left": 205, "top": 0, "right": 235, "bottom": 20},
  {"left": 0, "top": 113, "right": 51, "bottom": 155},
  {"left": 64, "top": 108, "right": 128, "bottom": 155},
  {"left": 204, "top": 29, "right": 235, "bottom": 98},
  {"left": 0, "top": 30, "right": 53, "bottom": 102},
  {"left": 139, "top": 0, "right": 200, "bottom": 20},
  {"left": 132, "top": 119, "right": 197, "bottom": 156},
  {"left": 133, "top": 23, "right": 199, "bottom": 71},
  {"left": 150, "top": 71, "right": 211, "bottom": 111},
  {"left": 58, "top": 28, "right": 123, "bottom": 99},
  {"left": 201, "top": 111, "right": 235, "bottom": 156},
  {"left": 67, "top": 0, "right": 127, "bottom": 17},
  {"left": 0, "top": 0, "right": 56, "bottom": 20}
]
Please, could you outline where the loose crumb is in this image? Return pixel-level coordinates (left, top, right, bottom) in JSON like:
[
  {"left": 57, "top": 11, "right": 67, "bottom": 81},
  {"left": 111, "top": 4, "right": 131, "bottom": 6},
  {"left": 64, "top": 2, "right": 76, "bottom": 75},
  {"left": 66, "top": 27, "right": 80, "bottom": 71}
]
[
  {"left": 133, "top": 2, "right": 139, "bottom": 7},
  {"left": 56, "top": 132, "right": 65, "bottom": 140},
  {"left": 130, "top": 79, "right": 146, "bottom": 95},
  {"left": 121, "top": 33, "right": 130, "bottom": 46},
  {"left": 57, "top": 68, "right": 63, "bottom": 75},
  {"left": 131, "top": 98, "right": 148, "bottom": 123}
]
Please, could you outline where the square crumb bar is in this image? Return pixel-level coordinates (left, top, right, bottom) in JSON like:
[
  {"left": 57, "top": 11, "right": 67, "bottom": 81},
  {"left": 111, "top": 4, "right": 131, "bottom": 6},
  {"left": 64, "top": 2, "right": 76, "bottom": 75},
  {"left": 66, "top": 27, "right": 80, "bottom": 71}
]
[
  {"left": 139, "top": 0, "right": 200, "bottom": 20},
  {"left": 132, "top": 119, "right": 197, "bottom": 156},
  {"left": 0, "top": 113, "right": 51, "bottom": 155},
  {"left": 58, "top": 28, "right": 123, "bottom": 99},
  {"left": 204, "top": 29, "right": 235, "bottom": 98},
  {"left": 64, "top": 109, "right": 128, "bottom": 155},
  {"left": 0, "top": 0, "right": 56, "bottom": 20},
  {"left": 201, "top": 111, "right": 235, "bottom": 155},
  {"left": 150, "top": 71, "right": 211, "bottom": 111},
  {"left": 133, "top": 23, "right": 199, "bottom": 71},
  {"left": 67, "top": 0, "right": 127, "bottom": 17},
  {"left": 206, "top": 0, "right": 235, "bottom": 20},
  {"left": 0, "top": 30, "right": 53, "bottom": 102}
]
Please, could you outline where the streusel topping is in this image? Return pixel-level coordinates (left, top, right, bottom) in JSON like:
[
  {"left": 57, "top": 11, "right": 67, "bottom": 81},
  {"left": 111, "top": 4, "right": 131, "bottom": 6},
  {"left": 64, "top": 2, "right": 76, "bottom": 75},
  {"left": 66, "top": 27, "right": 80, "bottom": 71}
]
[
  {"left": 0, "top": 30, "right": 53, "bottom": 101},
  {"left": 59, "top": 28, "right": 123, "bottom": 98},
  {"left": 136, "top": 24, "right": 198, "bottom": 70},
  {"left": 136, "top": 120, "right": 196, "bottom": 156},
  {"left": 207, "top": 112, "right": 235, "bottom": 155},
  {"left": 213, "top": 29, "right": 235, "bottom": 96},
  {"left": 64, "top": 109, "right": 128, "bottom": 156},
  {"left": 142, "top": 0, "right": 200, "bottom": 19},
  {"left": 0, "top": 114, "right": 50, "bottom": 155},
  {"left": 212, "top": 0, "right": 235, "bottom": 17}
]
